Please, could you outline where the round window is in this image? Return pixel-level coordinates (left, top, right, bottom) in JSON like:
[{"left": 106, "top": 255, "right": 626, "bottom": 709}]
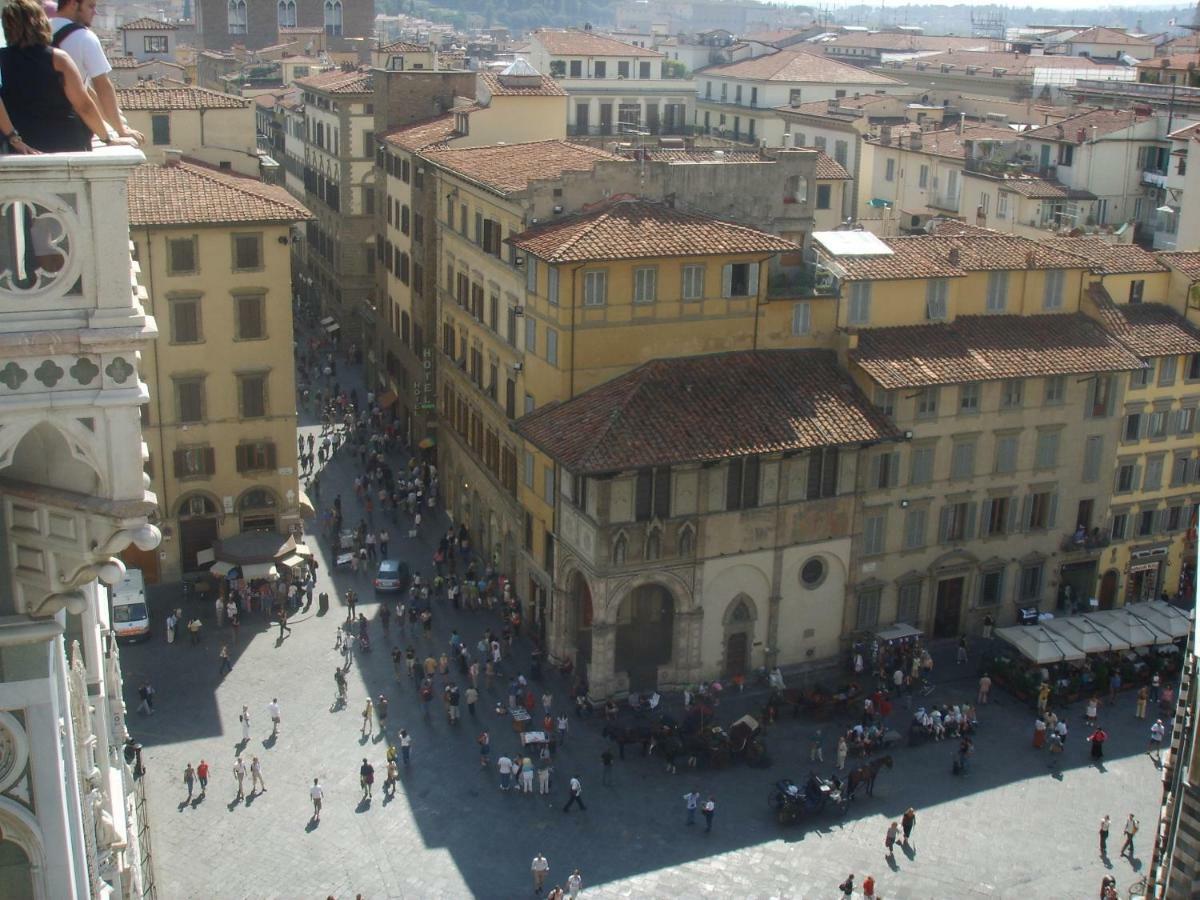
[{"left": 800, "top": 557, "right": 827, "bottom": 589}]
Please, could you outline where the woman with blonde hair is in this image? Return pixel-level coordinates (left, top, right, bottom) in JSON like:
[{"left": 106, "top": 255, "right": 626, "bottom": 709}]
[{"left": 0, "top": 0, "right": 136, "bottom": 152}]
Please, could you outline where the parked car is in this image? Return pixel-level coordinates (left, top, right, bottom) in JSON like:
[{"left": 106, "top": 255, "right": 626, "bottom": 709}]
[{"left": 373, "top": 559, "right": 410, "bottom": 593}]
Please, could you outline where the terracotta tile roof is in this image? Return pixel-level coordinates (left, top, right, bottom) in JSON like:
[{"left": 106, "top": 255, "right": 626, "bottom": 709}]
[
  {"left": 516, "top": 349, "right": 900, "bottom": 472},
  {"left": 1142, "top": 53, "right": 1200, "bottom": 70},
  {"left": 823, "top": 32, "right": 988, "bottom": 52},
  {"left": 1023, "top": 107, "right": 1150, "bottom": 142},
  {"left": 1169, "top": 121, "right": 1200, "bottom": 141},
  {"left": 532, "top": 29, "right": 662, "bottom": 58},
  {"left": 295, "top": 69, "right": 372, "bottom": 94},
  {"left": 640, "top": 149, "right": 764, "bottom": 164},
  {"left": 422, "top": 140, "right": 621, "bottom": 195},
  {"left": 884, "top": 49, "right": 1102, "bottom": 75},
  {"left": 119, "top": 16, "right": 176, "bottom": 30},
  {"left": 108, "top": 56, "right": 146, "bottom": 69},
  {"left": 1042, "top": 237, "right": 1167, "bottom": 275},
  {"left": 815, "top": 153, "right": 851, "bottom": 179},
  {"left": 1068, "top": 26, "right": 1151, "bottom": 46},
  {"left": 1159, "top": 251, "right": 1200, "bottom": 281},
  {"left": 819, "top": 232, "right": 1091, "bottom": 281},
  {"left": 116, "top": 86, "right": 250, "bottom": 110},
  {"left": 127, "top": 161, "right": 312, "bottom": 226},
  {"left": 1087, "top": 287, "right": 1200, "bottom": 357},
  {"left": 867, "top": 123, "right": 1019, "bottom": 159},
  {"left": 741, "top": 29, "right": 810, "bottom": 46},
  {"left": 478, "top": 69, "right": 566, "bottom": 96},
  {"left": 381, "top": 107, "right": 479, "bottom": 152},
  {"left": 510, "top": 199, "right": 797, "bottom": 263},
  {"left": 777, "top": 93, "right": 896, "bottom": 118},
  {"left": 852, "top": 314, "right": 1143, "bottom": 389},
  {"left": 993, "top": 178, "right": 1096, "bottom": 200},
  {"left": 378, "top": 40, "right": 430, "bottom": 53},
  {"left": 700, "top": 47, "right": 900, "bottom": 84}
]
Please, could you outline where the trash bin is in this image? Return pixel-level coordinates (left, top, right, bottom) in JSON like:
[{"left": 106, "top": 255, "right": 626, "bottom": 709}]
[{"left": 318, "top": 591, "right": 329, "bottom": 614}]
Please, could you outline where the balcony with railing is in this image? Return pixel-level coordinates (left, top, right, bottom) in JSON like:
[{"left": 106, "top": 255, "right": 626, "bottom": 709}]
[
  {"left": 1059, "top": 530, "right": 1111, "bottom": 553},
  {"left": 767, "top": 265, "right": 838, "bottom": 299}
]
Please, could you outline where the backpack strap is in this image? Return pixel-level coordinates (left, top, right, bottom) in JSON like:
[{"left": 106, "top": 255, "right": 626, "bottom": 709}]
[{"left": 52, "top": 22, "right": 87, "bottom": 48}]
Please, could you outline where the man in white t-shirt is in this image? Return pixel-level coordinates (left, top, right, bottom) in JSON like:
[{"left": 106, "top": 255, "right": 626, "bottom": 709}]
[
  {"left": 309, "top": 777, "right": 323, "bottom": 820},
  {"left": 51, "top": 0, "right": 143, "bottom": 143}
]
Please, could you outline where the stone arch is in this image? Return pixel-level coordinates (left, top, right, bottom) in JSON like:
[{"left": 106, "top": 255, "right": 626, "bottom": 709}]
[
  {"left": 236, "top": 486, "right": 280, "bottom": 533},
  {"left": 173, "top": 489, "right": 221, "bottom": 520},
  {"left": 0, "top": 416, "right": 106, "bottom": 495},
  {"left": 606, "top": 567, "right": 695, "bottom": 619},
  {"left": 562, "top": 564, "right": 595, "bottom": 670},
  {"left": 720, "top": 592, "right": 758, "bottom": 678},
  {"left": 0, "top": 797, "right": 47, "bottom": 900},
  {"left": 614, "top": 579, "right": 678, "bottom": 691}
]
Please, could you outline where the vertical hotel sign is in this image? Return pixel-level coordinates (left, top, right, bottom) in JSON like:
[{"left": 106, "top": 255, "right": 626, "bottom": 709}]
[{"left": 419, "top": 346, "right": 435, "bottom": 410}]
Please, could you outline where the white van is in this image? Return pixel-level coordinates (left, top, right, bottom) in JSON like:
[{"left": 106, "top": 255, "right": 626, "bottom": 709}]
[{"left": 110, "top": 569, "right": 150, "bottom": 642}]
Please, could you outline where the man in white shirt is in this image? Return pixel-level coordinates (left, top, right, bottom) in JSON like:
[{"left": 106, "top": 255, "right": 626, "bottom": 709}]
[
  {"left": 530, "top": 853, "right": 550, "bottom": 895},
  {"left": 51, "top": 0, "right": 143, "bottom": 143},
  {"left": 309, "top": 777, "right": 323, "bottom": 821},
  {"left": 267, "top": 699, "right": 281, "bottom": 736},
  {"left": 497, "top": 754, "right": 514, "bottom": 791},
  {"left": 566, "top": 869, "right": 583, "bottom": 900}
]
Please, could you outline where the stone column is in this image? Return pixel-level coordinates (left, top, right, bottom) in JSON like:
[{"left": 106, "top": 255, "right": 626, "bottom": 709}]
[
  {"left": 663, "top": 607, "right": 704, "bottom": 689},
  {"left": 587, "top": 622, "right": 618, "bottom": 699}
]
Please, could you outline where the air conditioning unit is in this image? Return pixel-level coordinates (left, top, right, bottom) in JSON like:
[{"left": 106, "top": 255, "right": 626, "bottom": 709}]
[
  {"left": 511, "top": 362, "right": 523, "bottom": 372},
  {"left": 513, "top": 305, "right": 525, "bottom": 316}
]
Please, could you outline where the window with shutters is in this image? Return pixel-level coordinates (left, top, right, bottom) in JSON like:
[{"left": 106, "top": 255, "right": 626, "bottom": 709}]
[
  {"left": 175, "top": 377, "right": 205, "bottom": 423},
  {"left": 915, "top": 386, "right": 939, "bottom": 418},
  {"left": 169, "top": 297, "right": 201, "bottom": 343},
  {"left": 940, "top": 500, "right": 974, "bottom": 543},
  {"left": 1116, "top": 461, "right": 1137, "bottom": 493},
  {"left": 1168, "top": 505, "right": 1184, "bottom": 531},
  {"left": 725, "top": 456, "right": 761, "bottom": 510},
  {"left": 856, "top": 588, "right": 881, "bottom": 629},
  {"left": 524, "top": 317, "right": 536, "bottom": 353},
  {"left": 1000, "top": 379, "right": 1023, "bottom": 409},
  {"left": 1149, "top": 409, "right": 1168, "bottom": 439},
  {"left": 1043, "top": 375, "right": 1065, "bottom": 405},
  {"left": 896, "top": 582, "right": 921, "bottom": 625},
  {"left": 1110, "top": 512, "right": 1128, "bottom": 540},
  {"left": 806, "top": 447, "right": 839, "bottom": 498},
  {"left": 231, "top": 233, "right": 262, "bottom": 271},
  {"left": 525, "top": 393, "right": 535, "bottom": 414},
  {"left": 681, "top": 265, "right": 704, "bottom": 301},
  {"left": 488, "top": 295, "right": 499, "bottom": 331},
  {"left": 543, "top": 466, "right": 555, "bottom": 504},
  {"left": 547, "top": 267, "right": 559, "bottom": 305},
  {"left": 1123, "top": 412, "right": 1143, "bottom": 442},
  {"left": 635, "top": 466, "right": 671, "bottom": 521},
  {"left": 173, "top": 445, "right": 214, "bottom": 478},
  {"left": 816, "top": 184, "right": 831, "bottom": 210},
  {"left": 1160, "top": 356, "right": 1178, "bottom": 387},
  {"left": 525, "top": 256, "right": 537, "bottom": 292},
  {"left": 1144, "top": 454, "right": 1165, "bottom": 490},
  {"left": 863, "top": 512, "right": 886, "bottom": 555},
  {"left": 1172, "top": 452, "right": 1190, "bottom": 486},
  {"left": 1034, "top": 430, "right": 1060, "bottom": 469},
  {"left": 1042, "top": 270, "right": 1064, "bottom": 309},
  {"left": 902, "top": 507, "right": 927, "bottom": 549},
  {"left": 167, "top": 236, "right": 197, "bottom": 274},
  {"left": 874, "top": 387, "right": 895, "bottom": 417},
  {"left": 583, "top": 269, "right": 607, "bottom": 306},
  {"left": 870, "top": 450, "right": 900, "bottom": 489},
  {"left": 523, "top": 451, "right": 534, "bottom": 487},
  {"left": 236, "top": 441, "right": 276, "bottom": 473},
  {"left": 847, "top": 281, "right": 871, "bottom": 325},
  {"left": 1086, "top": 375, "right": 1114, "bottom": 418},
  {"left": 985, "top": 271, "right": 1008, "bottom": 312},
  {"left": 1179, "top": 407, "right": 1196, "bottom": 435},
  {"left": 950, "top": 439, "right": 975, "bottom": 480},
  {"left": 1026, "top": 491, "right": 1056, "bottom": 530},
  {"left": 1131, "top": 359, "right": 1153, "bottom": 389},
  {"left": 925, "top": 279, "right": 948, "bottom": 320},
  {"left": 983, "top": 496, "right": 1012, "bottom": 536},
  {"left": 885, "top": 158, "right": 895, "bottom": 182},
  {"left": 791, "top": 302, "right": 811, "bottom": 336},
  {"left": 633, "top": 267, "right": 657, "bottom": 304},
  {"left": 470, "top": 283, "right": 484, "bottom": 320},
  {"left": 482, "top": 218, "right": 502, "bottom": 256},
  {"left": 546, "top": 328, "right": 558, "bottom": 366},
  {"left": 1188, "top": 353, "right": 1200, "bottom": 381},
  {"left": 237, "top": 373, "right": 267, "bottom": 419},
  {"left": 994, "top": 435, "right": 1018, "bottom": 474},
  {"left": 722, "top": 262, "right": 757, "bottom": 298},
  {"left": 959, "top": 382, "right": 980, "bottom": 413},
  {"left": 909, "top": 445, "right": 934, "bottom": 485},
  {"left": 918, "top": 164, "right": 929, "bottom": 188},
  {"left": 505, "top": 379, "right": 516, "bottom": 418},
  {"left": 151, "top": 114, "right": 171, "bottom": 145},
  {"left": 975, "top": 567, "right": 1003, "bottom": 607},
  {"left": 234, "top": 293, "right": 265, "bottom": 340}
]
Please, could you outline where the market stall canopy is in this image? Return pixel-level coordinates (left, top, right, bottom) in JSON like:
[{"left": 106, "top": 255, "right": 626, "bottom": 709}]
[
  {"left": 1085, "top": 608, "right": 1170, "bottom": 649},
  {"left": 297, "top": 488, "right": 316, "bottom": 518},
  {"left": 277, "top": 553, "right": 307, "bottom": 569},
  {"left": 241, "top": 562, "right": 279, "bottom": 581},
  {"left": 195, "top": 548, "right": 215, "bottom": 566},
  {"left": 210, "top": 560, "right": 234, "bottom": 577},
  {"left": 1042, "top": 615, "right": 1125, "bottom": 653},
  {"left": 996, "top": 625, "right": 1086, "bottom": 664},
  {"left": 212, "top": 532, "right": 299, "bottom": 565},
  {"left": 1127, "top": 600, "right": 1193, "bottom": 640},
  {"left": 876, "top": 622, "right": 922, "bottom": 642}
]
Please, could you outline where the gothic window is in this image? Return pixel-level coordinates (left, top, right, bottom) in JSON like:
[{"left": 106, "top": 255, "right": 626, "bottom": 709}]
[
  {"left": 324, "top": 0, "right": 343, "bottom": 36},
  {"left": 612, "top": 533, "right": 627, "bottom": 565},
  {"left": 277, "top": 0, "right": 296, "bottom": 27},
  {"left": 227, "top": 0, "right": 246, "bottom": 34},
  {"left": 677, "top": 525, "right": 695, "bottom": 557},
  {"left": 731, "top": 600, "right": 752, "bottom": 622},
  {"left": 645, "top": 528, "right": 661, "bottom": 561}
]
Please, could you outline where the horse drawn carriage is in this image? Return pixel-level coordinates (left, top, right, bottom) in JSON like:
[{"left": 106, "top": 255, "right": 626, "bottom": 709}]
[
  {"left": 768, "top": 774, "right": 850, "bottom": 825},
  {"left": 763, "top": 682, "right": 863, "bottom": 722}
]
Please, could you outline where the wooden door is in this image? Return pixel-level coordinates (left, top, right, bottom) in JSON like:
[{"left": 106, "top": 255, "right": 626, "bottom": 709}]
[
  {"left": 934, "top": 577, "right": 964, "bottom": 638},
  {"left": 724, "top": 631, "right": 748, "bottom": 679},
  {"left": 179, "top": 516, "right": 219, "bottom": 574}
]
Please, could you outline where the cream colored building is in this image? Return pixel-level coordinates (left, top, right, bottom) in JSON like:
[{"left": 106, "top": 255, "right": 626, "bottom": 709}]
[
  {"left": 115, "top": 86, "right": 262, "bottom": 176},
  {"left": 128, "top": 157, "right": 311, "bottom": 581}
]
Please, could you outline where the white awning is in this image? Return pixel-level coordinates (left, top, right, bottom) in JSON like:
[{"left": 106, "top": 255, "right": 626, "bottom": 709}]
[
  {"left": 1127, "top": 600, "right": 1192, "bottom": 640},
  {"left": 293, "top": 542, "right": 313, "bottom": 557},
  {"left": 1085, "top": 608, "right": 1169, "bottom": 649},
  {"left": 876, "top": 622, "right": 922, "bottom": 643},
  {"left": 241, "top": 562, "right": 279, "bottom": 581},
  {"left": 996, "top": 625, "right": 1086, "bottom": 664},
  {"left": 278, "top": 553, "right": 307, "bottom": 569},
  {"left": 195, "top": 548, "right": 216, "bottom": 566},
  {"left": 210, "top": 560, "right": 234, "bottom": 577},
  {"left": 319, "top": 316, "right": 335, "bottom": 326},
  {"left": 1042, "top": 615, "right": 1125, "bottom": 653},
  {"left": 325, "top": 322, "right": 340, "bottom": 333}
]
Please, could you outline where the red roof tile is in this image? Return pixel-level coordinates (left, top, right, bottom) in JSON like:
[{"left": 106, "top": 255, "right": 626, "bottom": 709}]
[
  {"left": 378, "top": 40, "right": 430, "bottom": 53},
  {"left": 423, "top": 140, "right": 621, "bottom": 195},
  {"left": 116, "top": 86, "right": 250, "bottom": 110},
  {"left": 700, "top": 47, "right": 899, "bottom": 84},
  {"left": 1087, "top": 287, "right": 1200, "bottom": 357},
  {"left": 1159, "top": 251, "right": 1200, "bottom": 281},
  {"left": 867, "top": 123, "right": 1019, "bottom": 160},
  {"left": 517, "top": 349, "right": 900, "bottom": 472},
  {"left": 478, "top": 69, "right": 566, "bottom": 97},
  {"left": 381, "top": 107, "right": 479, "bottom": 152},
  {"left": 532, "top": 29, "right": 662, "bottom": 58},
  {"left": 1042, "top": 237, "right": 1167, "bottom": 275},
  {"left": 119, "top": 16, "right": 176, "bottom": 30},
  {"left": 993, "top": 177, "right": 1096, "bottom": 200},
  {"left": 127, "top": 161, "right": 311, "bottom": 226},
  {"left": 1023, "top": 107, "right": 1150, "bottom": 142},
  {"left": 295, "top": 69, "right": 372, "bottom": 94},
  {"left": 851, "top": 314, "right": 1143, "bottom": 389},
  {"left": 510, "top": 199, "right": 796, "bottom": 263},
  {"left": 815, "top": 153, "right": 851, "bottom": 179}
]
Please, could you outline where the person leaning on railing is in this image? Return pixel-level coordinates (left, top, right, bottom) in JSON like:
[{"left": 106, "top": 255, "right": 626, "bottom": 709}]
[{"left": 0, "top": 0, "right": 138, "bottom": 154}]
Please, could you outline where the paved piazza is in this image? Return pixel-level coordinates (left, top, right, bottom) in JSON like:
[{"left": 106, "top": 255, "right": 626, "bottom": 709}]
[{"left": 121, "top": 364, "right": 1162, "bottom": 900}]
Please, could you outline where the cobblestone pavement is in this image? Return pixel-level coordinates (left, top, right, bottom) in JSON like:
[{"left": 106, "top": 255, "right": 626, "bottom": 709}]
[{"left": 121, "top": 354, "right": 1164, "bottom": 900}]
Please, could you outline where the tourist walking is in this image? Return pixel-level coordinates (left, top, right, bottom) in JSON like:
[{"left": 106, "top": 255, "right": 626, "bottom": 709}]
[
  {"left": 885, "top": 821, "right": 899, "bottom": 857},
  {"left": 498, "top": 754, "right": 513, "bottom": 791},
  {"left": 232, "top": 756, "right": 246, "bottom": 801},
  {"left": 137, "top": 680, "right": 155, "bottom": 715},
  {"left": 478, "top": 730, "right": 490, "bottom": 768},
  {"left": 250, "top": 756, "right": 265, "bottom": 794},
  {"left": 360, "top": 758, "right": 374, "bottom": 799},
  {"left": 1099, "top": 814, "right": 1110, "bottom": 857},
  {"left": 196, "top": 760, "right": 209, "bottom": 797},
  {"left": 310, "top": 778, "right": 323, "bottom": 821},
  {"left": 183, "top": 762, "right": 195, "bottom": 801},
  {"left": 1121, "top": 813, "right": 1138, "bottom": 857},
  {"left": 538, "top": 759, "right": 552, "bottom": 795},
  {"left": 684, "top": 789, "right": 700, "bottom": 825},
  {"left": 901, "top": 807, "right": 916, "bottom": 844},
  {"left": 267, "top": 698, "right": 281, "bottom": 737},
  {"left": 702, "top": 795, "right": 715, "bottom": 832},
  {"left": 978, "top": 672, "right": 991, "bottom": 704},
  {"left": 218, "top": 644, "right": 232, "bottom": 676},
  {"left": 836, "top": 735, "right": 848, "bottom": 770},
  {"left": 1150, "top": 718, "right": 1166, "bottom": 764},
  {"left": 563, "top": 775, "right": 586, "bottom": 812},
  {"left": 531, "top": 853, "right": 550, "bottom": 895},
  {"left": 1136, "top": 685, "right": 1149, "bottom": 719},
  {"left": 361, "top": 698, "right": 374, "bottom": 737},
  {"left": 601, "top": 749, "right": 614, "bottom": 786},
  {"left": 399, "top": 729, "right": 411, "bottom": 766},
  {"left": 239, "top": 706, "right": 251, "bottom": 743},
  {"left": 567, "top": 869, "right": 582, "bottom": 900}
]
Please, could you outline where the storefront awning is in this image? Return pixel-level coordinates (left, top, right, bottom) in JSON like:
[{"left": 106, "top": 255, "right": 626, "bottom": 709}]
[
  {"left": 297, "top": 488, "right": 316, "bottom": 518},
  {"left": 319, "top": 316, "right": 335, "bottom": 326},
  {"left": 325, "top": 322, "right": 340, "bottom": 334},
  {"left": 196, "top": 548, "right": 216, "bottom": 566},
  {"left": 996, "top": 624, "right": 1086, "bottom": 664},
  {"left": 378, "top": 390, "right": 398, "bottom": 408},
  {"left": 1041, "top": 615, "right": 1125, "bottom": 653},
  {"left": 210, "top": 560, "right": 234, "bottom": 577},
  {"left": 278, "top": 553, "right": 307, "bottom": 569},
  {"left": 293, "top": 542, "right": 313, "bottom": 558},
  {"left": 876, "top": 622, "right": 921, "bottom": 643},
  {"left": 1084, "top": 608, "right": 1170, "bottom": 649},
  {"left": 241, "top": 562, "right": 279, "bottom": 581},
  {"left": 1127, "top": 600, "right": 1192, "bottom": 640}
]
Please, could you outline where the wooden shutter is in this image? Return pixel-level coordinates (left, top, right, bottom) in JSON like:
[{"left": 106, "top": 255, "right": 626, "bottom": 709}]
[
  {"left": 937, "top": 505, "right": 951, "bottom": 543},
  {"left": 266, "top": 442, "right": 277, "bottom": 470},
  {"left": 743, "top": 456, "right": 761, "bottom": 508},
  {"left": 979, "top": 499, "right": 993, "bottom": 535},
  {"left": 1006, "top": 497, "right": 1020, "bottom": 534},
  {"left": 635, "top": 469, "right": 653, "bottom": 521},
  {"left": 721, "top": 264, "right": 733, "bottom": 298},
  {"left": 235, "top": 445, "right": 248, "bottom": 473},
  {"left": 653, "top": 466, "right": 671, "bottom": 519},
  {"left": 726, "top": 459, "right": 743, "bottom": 510},
  {"left": 747, "top": 262, "right": 759, "bottom": 296},
  {"left": 821, "top": 448, "right": 839, "bottom": 497},
  {"left": 806, "top": 450, "right": 822, "bottom": 499},
  {"left": 173, "top": 449, "right": 186, "bottom": 477}
]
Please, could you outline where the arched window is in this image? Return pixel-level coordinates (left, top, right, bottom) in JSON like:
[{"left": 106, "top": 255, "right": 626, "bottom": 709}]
[
  {"left": 277, "top": 0, "right": 296, "bottom": 28},
  {"left": 612, "top": 533, "right": 627, "bottom": 565},
  {"left": 228, "top": 0, "right": 246, "bottom": 35},
  {"left": 645, "top": 528, "right": 661, "bottom": 561},
  {"left": 238, "top": 489, "right": 278, "bottom": 533},
  {"left": 731, "top": 599, "right": 752, "bottom": 623},
  {"left": 179, "top": 493, "right": 218, "bottom": 518},
  {"left": 324, "top": 0, "right": 343, "bottom": 37},
  {"left": 677, "top": 525, "right": 695, "bottom": 557},
  {"left": 238, "top": 489, "right": 277, "bottom": 512}
]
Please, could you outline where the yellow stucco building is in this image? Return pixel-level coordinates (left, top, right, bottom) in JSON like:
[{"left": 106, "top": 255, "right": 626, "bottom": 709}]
[{"left": 128, "top": 158, "right": 311, "bottom": 581}]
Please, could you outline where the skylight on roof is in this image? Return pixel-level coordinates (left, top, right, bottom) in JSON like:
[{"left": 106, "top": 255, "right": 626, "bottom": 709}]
[{"left": 813, "top": 230, "right": 894, "bottom": 257}]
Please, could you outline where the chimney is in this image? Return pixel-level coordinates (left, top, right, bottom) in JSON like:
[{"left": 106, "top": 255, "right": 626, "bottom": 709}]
[
  {"left": 880, "top": 124, "right": 892, "bottom": 145},
  {"left": 164, "top": 148, "right": 182, "bottom": 167},
  {"left": 948, "top": 246, "right": 961, "bottom": 266}
]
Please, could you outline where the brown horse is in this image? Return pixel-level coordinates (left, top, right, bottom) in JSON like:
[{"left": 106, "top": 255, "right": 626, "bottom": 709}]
[{"left": 847, "top": 755, "right": 893, "bottom": 799}]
